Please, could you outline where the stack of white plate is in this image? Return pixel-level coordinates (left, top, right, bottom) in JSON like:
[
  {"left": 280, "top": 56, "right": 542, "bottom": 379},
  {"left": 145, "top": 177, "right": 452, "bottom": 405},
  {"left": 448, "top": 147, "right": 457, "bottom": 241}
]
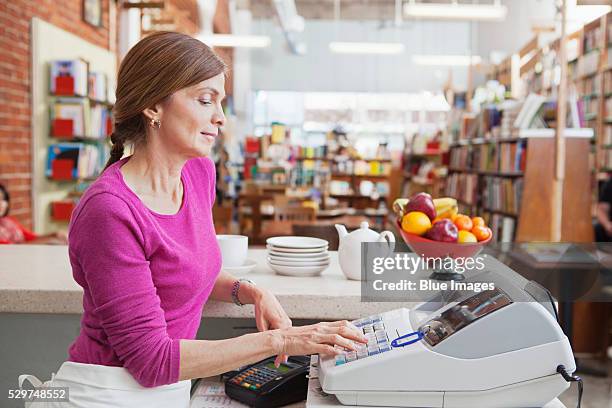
[{"left": 266, "top": 236, "right": 330, "bottom": 277}]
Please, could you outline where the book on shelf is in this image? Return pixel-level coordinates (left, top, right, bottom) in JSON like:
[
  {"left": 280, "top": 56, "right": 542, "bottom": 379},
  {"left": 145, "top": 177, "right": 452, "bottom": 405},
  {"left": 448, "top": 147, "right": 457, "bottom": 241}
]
[
  {"left": 604, "top": 149, "right": 612, "bottom": 170},
  {"left": 46, "top": 143, "right": 104, "bottom": 180},
  {"left": 578, "top": 51, "right": 600, "bottom": 78},
  {"left": 50, "top": 98, "right": 111, "bottom": 139},
  {"left": 485, "top": 213, "right": 516, "bottom": 243},
  {"left": 296, "top": 145, "right": 327, "bottom": 159},
  {"left": 445, "top": 173, "right": 478, "bottom": 206},
  {"left": 513, "top": 93, "right": 587, "bottom": 131},
  {"left": 449, "top": 141, "right": 526, "bottom": 173},
  {"left": 583, "top": 22, "right": 602, "bottom": 54},
  {"left": 481, "top": 176, "right": 523, "bottom": 215},
  {"left": 292, "top": 159, "right": 330, "bottom": 187},
  {"left": 514, "top": 94, "right": 547, "bottom": 129},
  {"left": 604, "top": 126, "right": 612, "bottom": 146},
  {"left": 49, "top": 59, "right": 88, "bottom": 97},
  {"left": 88, "top": 72, "right": 108, "bottom": 102},
  {"left": 581, "top": 74, "right": 601, "bottom": 95},
  {"left": 605, "top": 71, "right": 612, "bottom": 95}
]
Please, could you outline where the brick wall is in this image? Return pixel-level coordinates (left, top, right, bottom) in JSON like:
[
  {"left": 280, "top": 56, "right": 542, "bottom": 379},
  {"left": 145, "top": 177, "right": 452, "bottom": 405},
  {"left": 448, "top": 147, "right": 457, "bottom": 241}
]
[{"left": 0, "top": 0, "right": 112, "bottom": 229}]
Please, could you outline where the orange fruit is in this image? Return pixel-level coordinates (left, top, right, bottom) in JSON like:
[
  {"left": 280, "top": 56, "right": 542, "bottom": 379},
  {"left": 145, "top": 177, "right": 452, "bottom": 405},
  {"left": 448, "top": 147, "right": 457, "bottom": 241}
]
[
  {"left": 457, "top": 230, "right": 478, "bottom": 243},
  {"left": 472, "top": 217, "right": 485, "bottom": 228},
  {"left": 402, "top": 211, "right": 432, "bottom": 236},
  {"left": 472, "top": 226, "right": 492, "bottom": 242},
  {"left": 454, "top": 215, "right": 473, "bottom": 231}
]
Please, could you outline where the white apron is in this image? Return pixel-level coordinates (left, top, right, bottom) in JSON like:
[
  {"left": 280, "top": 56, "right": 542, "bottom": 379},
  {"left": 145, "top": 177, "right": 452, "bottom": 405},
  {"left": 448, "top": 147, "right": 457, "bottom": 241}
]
[{"left": 19, "top": 361, "right": 190, "bottom": 408}]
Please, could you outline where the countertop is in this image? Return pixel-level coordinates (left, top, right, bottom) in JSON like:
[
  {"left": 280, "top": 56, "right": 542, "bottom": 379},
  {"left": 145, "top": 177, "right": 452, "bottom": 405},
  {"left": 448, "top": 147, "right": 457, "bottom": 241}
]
[{"left": 0, "top": 245, "right": 408, "bottom": 319}]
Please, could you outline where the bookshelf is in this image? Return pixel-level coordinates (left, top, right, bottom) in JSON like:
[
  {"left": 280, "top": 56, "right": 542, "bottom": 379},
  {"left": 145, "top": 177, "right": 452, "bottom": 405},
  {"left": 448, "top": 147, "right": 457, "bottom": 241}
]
[
  {"left": 31, "top": 18, "right": 116, "bottom": 233},
  {"left": 447, "top": 135, "right": 525, "bottom": 242}
]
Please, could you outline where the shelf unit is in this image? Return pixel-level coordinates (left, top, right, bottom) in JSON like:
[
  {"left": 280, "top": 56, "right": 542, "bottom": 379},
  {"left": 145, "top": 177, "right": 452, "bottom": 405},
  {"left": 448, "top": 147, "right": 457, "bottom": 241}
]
[
  {"left": 31, "top": 18, "right": 117, "bottom": 233},
  {"left": 446, "top": 135, "right": 525, "bottom": 242}
]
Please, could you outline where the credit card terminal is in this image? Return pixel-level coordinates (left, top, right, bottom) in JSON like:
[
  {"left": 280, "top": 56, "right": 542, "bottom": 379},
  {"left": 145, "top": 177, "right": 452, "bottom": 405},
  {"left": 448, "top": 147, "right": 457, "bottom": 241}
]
[{"left": 224, "top": 355, "right": 310, "bottom": 407}]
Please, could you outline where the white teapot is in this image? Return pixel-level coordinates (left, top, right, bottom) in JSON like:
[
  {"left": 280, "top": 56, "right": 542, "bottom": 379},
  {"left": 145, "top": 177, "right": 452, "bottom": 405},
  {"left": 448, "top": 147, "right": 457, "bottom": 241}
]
[{"left": 335, "top": 222, "right": 395, "bottom": 281}]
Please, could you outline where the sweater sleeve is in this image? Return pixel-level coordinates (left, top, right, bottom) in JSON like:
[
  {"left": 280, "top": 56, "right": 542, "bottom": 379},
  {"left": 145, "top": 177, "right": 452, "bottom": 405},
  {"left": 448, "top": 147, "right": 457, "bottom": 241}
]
[
  {"left": 70, "top": 193, "right": 180, "bottom": 387},
  {"left": 11, "top": 217, "right": 38, "bottom": 241}
]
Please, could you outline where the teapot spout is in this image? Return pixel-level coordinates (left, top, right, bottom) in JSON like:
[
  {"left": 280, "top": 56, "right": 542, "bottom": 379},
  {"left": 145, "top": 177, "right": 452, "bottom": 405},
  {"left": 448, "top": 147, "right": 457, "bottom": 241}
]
[{"left": 335, "top": 224, "right": 348, "bottom": 244}]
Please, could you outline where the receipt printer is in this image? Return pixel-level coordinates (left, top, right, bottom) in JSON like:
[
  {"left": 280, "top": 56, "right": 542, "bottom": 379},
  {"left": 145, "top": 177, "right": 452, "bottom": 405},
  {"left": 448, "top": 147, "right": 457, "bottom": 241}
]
[{"left": 318, "top": 269, "right": 575, "bottom": 407}]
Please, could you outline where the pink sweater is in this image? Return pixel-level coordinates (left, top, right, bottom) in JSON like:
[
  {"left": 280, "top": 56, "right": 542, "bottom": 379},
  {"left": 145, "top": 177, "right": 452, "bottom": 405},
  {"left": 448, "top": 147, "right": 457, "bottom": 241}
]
[{"left": 67, "top": 156, "right": 221, "bottom": 387}]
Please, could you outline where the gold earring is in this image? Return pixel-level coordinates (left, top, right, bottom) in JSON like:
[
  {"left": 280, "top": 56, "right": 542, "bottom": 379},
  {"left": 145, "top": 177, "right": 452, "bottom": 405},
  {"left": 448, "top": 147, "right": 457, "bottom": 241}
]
[{"left": 150, "top": 118, "right": 161, "bottom": 129}]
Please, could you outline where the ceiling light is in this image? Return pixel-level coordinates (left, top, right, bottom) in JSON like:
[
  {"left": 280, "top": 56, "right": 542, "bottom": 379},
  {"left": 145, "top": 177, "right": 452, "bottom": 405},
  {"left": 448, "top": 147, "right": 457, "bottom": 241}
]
[
  {"left": 404, "top": 2, "right": 508, "bottom": 21},
  {"left": 329, "top": 42, "right": 405, "bottom": 55},
  {"left": 197, "top": 34, "right": 271, "bottom": 48},
  {"left": 413, "top": 55, "right": 482, "bottom": 66}
]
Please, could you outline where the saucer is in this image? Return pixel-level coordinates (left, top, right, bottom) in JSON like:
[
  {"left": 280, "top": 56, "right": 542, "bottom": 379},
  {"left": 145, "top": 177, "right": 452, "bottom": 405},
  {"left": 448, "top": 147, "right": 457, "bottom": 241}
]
[{"left": 222, "top": 259, "right": 257, "bottom": 275}]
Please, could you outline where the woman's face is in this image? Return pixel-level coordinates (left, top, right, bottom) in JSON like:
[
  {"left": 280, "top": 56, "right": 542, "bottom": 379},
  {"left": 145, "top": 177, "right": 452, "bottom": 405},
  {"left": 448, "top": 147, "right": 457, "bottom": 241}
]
[{"left": 154, "top": 73, "right": 226, "bottom": 158}]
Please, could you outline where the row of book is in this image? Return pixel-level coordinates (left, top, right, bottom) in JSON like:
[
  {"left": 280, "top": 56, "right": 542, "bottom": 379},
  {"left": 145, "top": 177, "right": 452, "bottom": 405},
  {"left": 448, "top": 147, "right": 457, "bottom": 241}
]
[
  {"left": 583, "top": 24, "right": 602, "bottom": 54},
  {"left": 50, "top": 59, "right": 111, "bottom": 102},
  {"left": 46, "top": 143, "right": 108, "bottom": 180},
  {"left": 292, "top": 160, "right": 330, "bottom": 187},
  {"left": 604, "top": 125, "right": 612, "bottom": 146},
  {"left": 602, "top": 149, "right": 612, "bottom": 170},
  {"left": 332, "top": 160, "right": 391, "bottom": 176},
  {"left": 446, "top": 173, "right": 523, "bottom": 214},
  {"left": 481, "top": 176, "right": 523, "bottom": 216},
  {"left": 605, "top": 71, "right": 612, "bottom": 95},
  {"left": 580, "top": 74, "right": 601, "bottom": 96},
  {"left": 449, "top": 142, "right": 526, "bottom": 174},
  {"left": 513, "top": 93, "right": 586, "bottom": 130},
  {"left": 295, "top": 146, "right": 328, "bottom": 159},
  {"left": 51, "top": 98, "right": 112, "bottom": 139},
  {"left": 583, "top": 96, "right": 600, "bottom": 118},
  {"left": 445, "top": 173, "right": 478, "bottom": 206},
  {"left": 578, "top": 51, "right": 599, "bottom": 78},
  {"left": 456, "top": 110, "right": 503, "bottom": 142},
  {"left": 485, "top": 213, "right": 516, "bottom": 243}
]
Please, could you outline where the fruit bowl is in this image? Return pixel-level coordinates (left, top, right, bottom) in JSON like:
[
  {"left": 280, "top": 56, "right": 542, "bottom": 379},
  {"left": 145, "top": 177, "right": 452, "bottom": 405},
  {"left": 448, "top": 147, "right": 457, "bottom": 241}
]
[
  {"left": 396, "top": 219, "right": 492, "bottom": 259},
  {"left": 395, "top": 219, "right": 492, "bottom": 281}
]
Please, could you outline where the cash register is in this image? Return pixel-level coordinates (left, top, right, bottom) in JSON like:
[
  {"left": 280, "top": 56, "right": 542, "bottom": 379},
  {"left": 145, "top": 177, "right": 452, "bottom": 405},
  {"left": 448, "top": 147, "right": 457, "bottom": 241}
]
[{"left": 319, "top": 269, "right": 579, "bottom": 407}]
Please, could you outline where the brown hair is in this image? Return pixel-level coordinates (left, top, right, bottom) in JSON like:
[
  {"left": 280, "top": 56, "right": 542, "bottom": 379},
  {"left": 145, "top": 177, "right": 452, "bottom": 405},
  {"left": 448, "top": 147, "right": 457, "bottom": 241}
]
[{"left": 103, "top": 31, "right": 227, "bottom": 170}]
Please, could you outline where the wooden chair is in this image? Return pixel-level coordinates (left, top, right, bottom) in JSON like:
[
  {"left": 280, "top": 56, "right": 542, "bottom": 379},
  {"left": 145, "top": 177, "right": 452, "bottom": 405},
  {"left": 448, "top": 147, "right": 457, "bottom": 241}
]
[
  {"left": 213, "top": 204, "right": 233, "bottom": 234},
  {"left": 292, "top": 224, "right": 339, "bottom": 250},
  {"left": 260, "top": 206, "right": 316, "bottom": 239},
  {"left": 273, "top": 206, "right": 316, "bottom": 223}
]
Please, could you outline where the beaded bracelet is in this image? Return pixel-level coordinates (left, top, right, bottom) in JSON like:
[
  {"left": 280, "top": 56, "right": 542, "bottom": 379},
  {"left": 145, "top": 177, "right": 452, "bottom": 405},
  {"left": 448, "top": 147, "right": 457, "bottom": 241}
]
[{"left": 231, "top": 278, "right": 255, "bottom": 306}]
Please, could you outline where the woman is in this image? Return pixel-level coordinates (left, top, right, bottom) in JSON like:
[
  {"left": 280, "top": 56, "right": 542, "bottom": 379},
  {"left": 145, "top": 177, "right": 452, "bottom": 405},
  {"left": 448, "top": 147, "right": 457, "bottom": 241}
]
[
  {"left": 0, "top": 184, "right": 67, "bottom": 244},
  {"left": 25, "top": 32, "right": 365, "bottom": 407}
]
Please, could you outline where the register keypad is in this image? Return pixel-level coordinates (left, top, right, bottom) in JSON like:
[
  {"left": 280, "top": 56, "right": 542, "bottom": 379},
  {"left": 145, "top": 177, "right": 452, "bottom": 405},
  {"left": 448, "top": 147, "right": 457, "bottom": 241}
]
[{"left": 335, "top": 315, "right": 393, "bottom": 366}]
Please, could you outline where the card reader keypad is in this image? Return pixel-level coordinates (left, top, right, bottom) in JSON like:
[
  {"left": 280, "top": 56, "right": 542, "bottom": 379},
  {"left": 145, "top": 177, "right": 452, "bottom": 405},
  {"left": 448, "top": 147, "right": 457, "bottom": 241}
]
[
  {"left": 229, "top": 366, "right": 279, "bottom": 391},
  {"left": 335, "top": 315, "right": 393, "bottom": 366}
]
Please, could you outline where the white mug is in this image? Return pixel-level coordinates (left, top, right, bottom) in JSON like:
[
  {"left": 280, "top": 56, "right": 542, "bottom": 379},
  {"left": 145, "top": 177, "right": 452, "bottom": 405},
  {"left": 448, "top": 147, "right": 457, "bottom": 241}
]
[{"left": 217, "top": 235, "right": 248, "bottom": 268}]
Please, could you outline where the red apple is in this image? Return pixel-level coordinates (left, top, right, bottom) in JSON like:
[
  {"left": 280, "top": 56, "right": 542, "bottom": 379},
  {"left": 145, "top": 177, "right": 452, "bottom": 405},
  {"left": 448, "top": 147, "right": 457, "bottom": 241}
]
[{"left": 405, "top": 192, "right": 436, "bottom": 221}]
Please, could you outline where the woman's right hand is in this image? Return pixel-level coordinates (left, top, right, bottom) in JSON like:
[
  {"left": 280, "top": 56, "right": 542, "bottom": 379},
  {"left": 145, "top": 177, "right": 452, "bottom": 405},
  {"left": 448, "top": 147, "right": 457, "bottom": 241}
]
[{"left": 271, "top": 320, "right": 367, "bottom": 359}]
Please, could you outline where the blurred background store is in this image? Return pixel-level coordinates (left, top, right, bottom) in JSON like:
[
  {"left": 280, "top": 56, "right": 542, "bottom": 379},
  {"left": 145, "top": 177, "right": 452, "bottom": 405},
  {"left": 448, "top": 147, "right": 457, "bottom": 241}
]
[{"left": 1, "top": 0, "right": 612, "bottom": 406}]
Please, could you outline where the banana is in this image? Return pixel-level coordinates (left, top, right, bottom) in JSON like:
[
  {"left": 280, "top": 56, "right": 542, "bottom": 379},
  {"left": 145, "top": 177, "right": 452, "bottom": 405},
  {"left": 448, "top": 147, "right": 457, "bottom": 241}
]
[
  {"left": 393, "top": 197, "right": 458, "bottom": 220},
  {"left": 392, "top": 198, "right": 409, "bottom": 218},
  {"left": 433, "top": 197, "right": 458, "bottom": 219}
]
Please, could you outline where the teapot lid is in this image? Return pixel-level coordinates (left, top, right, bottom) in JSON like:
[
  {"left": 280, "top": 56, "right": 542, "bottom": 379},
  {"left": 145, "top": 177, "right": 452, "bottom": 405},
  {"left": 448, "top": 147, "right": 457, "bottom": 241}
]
[{"left": 344, "top": 221, "right": 379, "bottom": 242}]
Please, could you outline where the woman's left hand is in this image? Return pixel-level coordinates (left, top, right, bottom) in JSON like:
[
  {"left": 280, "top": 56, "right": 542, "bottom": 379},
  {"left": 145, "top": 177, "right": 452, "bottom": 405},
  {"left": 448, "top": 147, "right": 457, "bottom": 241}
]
[{"left": 252, "top": 287, "right": 292, "bottom": 366}]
